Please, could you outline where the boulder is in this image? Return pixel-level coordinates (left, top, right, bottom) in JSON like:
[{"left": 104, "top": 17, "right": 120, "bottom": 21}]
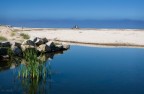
[
  {"left": 30, "top": 37, "right": 48, "bottom": 46},
  {"left": 22, "top": 40, "right": 35, "bottom": 46},
  {"left": 11, "top": 42, "right": 21, "bottom": 48},
  {"left": 46, "top": 41, "right": 55, "bottom": 47},
  {"left": 21, "top": 45, "right": 36, "bottom": 52},
  {"left": 42, "top": 37, "right": 48, "bottom": 44},
  {"left": 62, "top": 44, "right": 70, "bottom": 50},
  {"left": 55, "top": 45, "right": 63, "bottom": 50},
  {"left": 0, "top": 48, "right": 8, "bottom": 55},
  {"left": 0, "top": 42, "right": 11, "bottom": 47},
  {"left": 11, "top": 42, "right": 22, "bottom": 57},
  {"left": 30, "top": 37, "right": 37, "bottom": 42},
  {"left": 11, "top": 46, "right": 22, "bottom": 57},
  {"left": 37, "top": 44, "right": 51, "bottom": 53},
  {"left": 53, "top": 42, "right": 63, "bottom": 50},
  {"left": 46, "top": 41, "right": 56, "bottom": 50},
  {"left": 35, "top": 38, "right": 43, "bottom": 46}
]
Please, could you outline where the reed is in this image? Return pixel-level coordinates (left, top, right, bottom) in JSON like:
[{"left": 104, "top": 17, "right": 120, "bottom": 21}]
[{"left": 18, "top": 49, "right": 48, "bottom": 80}]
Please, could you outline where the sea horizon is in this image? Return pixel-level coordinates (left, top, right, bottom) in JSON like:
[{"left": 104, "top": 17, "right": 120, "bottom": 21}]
[{"left": 1, "top": 19, "right": 144, "bottom": 29}]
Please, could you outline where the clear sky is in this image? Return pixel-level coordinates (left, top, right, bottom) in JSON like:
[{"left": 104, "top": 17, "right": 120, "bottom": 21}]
[{"left": 0, "top": 0, "right": 144, "bottom": 20}]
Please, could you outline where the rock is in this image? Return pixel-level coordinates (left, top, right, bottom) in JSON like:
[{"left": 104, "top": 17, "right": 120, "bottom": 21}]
[
  {"left": 35, "top": 38, "right": 43, "bottom": 46},
  {"left": 0, "top": 48, "right": 8, "bottom": 55},
  {"left": 0, "top": 55, "right": 9, "bottom": 61},
  {"left": 11, "top": 42, "right": 22, "bottom": 57},
  {"left": 11, "top": 42, "right": 21, "bottom": 48},
  {"left": 30, "top": 37, "right": 48, "bottom": 46},
  {"left": 37, "top": 44, "right": 51, "bottom": 53},
  {"left": 0, "top": 42, "right": 11, "bottom": 47},
  {"left": 56, "top": 45, "right": 63, "bottom": 50},
  {"left": 42, "top": 37, "right": 48, "bottom": 44},
  {"left": 22, "top": 40, "right": 35, "bottom": 46},
  {"left": 46, "top": 41, "right": 55, "bottom": 48},
  {"left": 21, "top": 40, "right": 36, "bottom": 52},
  {"left": 21, "top": 45, "right": 36, "bottom": 52},
  {"left": 62, "top": 44, "right": 70, "bottom": 50},
  {"left": 46, "top": 41, "right": 60, "bottom": 51},
  {"left": 11, "top": 46, "right": 22, "bottom": 57},
  {"left": 30, "top": 37, "right": 37, "bottom": 42},
  {"left": 52, "top": 41, "right": 64, "bottom": 51}
]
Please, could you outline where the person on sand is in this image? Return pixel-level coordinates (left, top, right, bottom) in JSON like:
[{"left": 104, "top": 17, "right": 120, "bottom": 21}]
[{"left": 72, "top": 25, "right": 79, "bottom": 29}]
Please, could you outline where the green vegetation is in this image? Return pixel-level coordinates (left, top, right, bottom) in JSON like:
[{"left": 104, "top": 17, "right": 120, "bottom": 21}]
[
  {"left": 7, "top": 47, "right": 14, "bottom": 59},
  {"left": 0, "top": 36, "right": 7, "bottom": 41},
  {"left": 11, "top": 32, "right": 16, "bottom": 36},
  {"left": 18, "top": 49, "right": 48, "bottom": 80},
  {"left": 20, "top": 33, "right": 30, "bottom": 39}
]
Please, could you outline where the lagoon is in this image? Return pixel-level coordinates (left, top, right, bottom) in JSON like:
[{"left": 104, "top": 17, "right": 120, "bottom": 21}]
[{"left": 0, "top": 45, "right": 144, "bottom": 94}]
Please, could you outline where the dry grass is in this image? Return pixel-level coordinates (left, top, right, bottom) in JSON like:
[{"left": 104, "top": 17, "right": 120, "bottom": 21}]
[
  {"left": 20, "top": 33, "right": 30, "bottom": 39},
  {"left": 0, "top": 36, "right": 7, "bottom": 41},
  {"left": 11, "top": 32, "right": 16, "bottom": 36}
]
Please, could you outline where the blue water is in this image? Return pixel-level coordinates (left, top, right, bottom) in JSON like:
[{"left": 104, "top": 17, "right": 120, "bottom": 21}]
[
  {"left": 1, "top": 19, "right": 144, "bottom": 29},
  {"left": 0, "top": 46, "right": 144, "bottom": 94}
]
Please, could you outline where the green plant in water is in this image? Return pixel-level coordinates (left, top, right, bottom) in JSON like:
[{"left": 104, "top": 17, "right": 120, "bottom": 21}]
[
  {"left": 7, "top": 47, "right": 14, "bottom": 59},
  {"left": 19, "top": 49, "right": 48, "bottom": 80}
]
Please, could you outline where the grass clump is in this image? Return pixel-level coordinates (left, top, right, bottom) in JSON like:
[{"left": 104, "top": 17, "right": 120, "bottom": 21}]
[
  {"left": 0, "top": 36, "right": 7, "bottom": 41},
  {"left": 18, "top": 49, "right": 47, "bottom": 80},
  {"left": 11, "top": 32, "right": 16, "bottom": 36},
  {"left": 20, "top": 33, "right": 30, "bottom": 39}
]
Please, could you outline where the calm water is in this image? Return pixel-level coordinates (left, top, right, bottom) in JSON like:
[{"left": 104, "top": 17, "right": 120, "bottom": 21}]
[
  {"left": 1, "top": 19, "right": 144, "bottom": 29},
  {"left": 0, "top": 46, "right": 144, "bottom": 94}
]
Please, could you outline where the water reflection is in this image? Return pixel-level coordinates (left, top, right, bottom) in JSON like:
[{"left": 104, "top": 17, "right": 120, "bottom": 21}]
[
  {"left": 0, "top": 51, "right": 65, "bottom": 94},
  {"left": 0, "top": 57, "right": 21, "bottom": 72}
]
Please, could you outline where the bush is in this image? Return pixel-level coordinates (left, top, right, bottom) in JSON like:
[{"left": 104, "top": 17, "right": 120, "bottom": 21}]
[
  {"left": 11, "top": 32, "right": 16, "bottom": 36},
  {"left": 20, "top": 33, "right": 30, "bottom": 39},
  {"left": 0, "top": 36, "right": 7, "bottom": 41}
]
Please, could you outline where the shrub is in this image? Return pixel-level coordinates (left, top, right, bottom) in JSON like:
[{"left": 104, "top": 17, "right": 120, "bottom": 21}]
[
  {"left": 0, "top": 36, "right": 7, "bottom": 41},
  {"left": 11, "top": 32, "right": 16, "bottom": 36},
  {"left": 20, "top": 33, "right": 30, "bottom": 39}
]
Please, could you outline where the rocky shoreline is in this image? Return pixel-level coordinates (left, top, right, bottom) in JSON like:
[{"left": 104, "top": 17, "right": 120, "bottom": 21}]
[{"left": 0, "top": 37, "right": 70, "bottom": 60}]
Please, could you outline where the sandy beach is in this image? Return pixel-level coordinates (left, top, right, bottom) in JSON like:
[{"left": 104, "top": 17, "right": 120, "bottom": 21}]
[
  {"left": 1, "top": 26, "right": 144, "bottom": 47},
  {"left": 20, "top": 28, "right": 144, "bottom": 47}
]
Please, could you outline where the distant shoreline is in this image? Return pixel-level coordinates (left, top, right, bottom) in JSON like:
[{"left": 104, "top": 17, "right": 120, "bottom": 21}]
[
  {"left": 13, "top": 26, "right": 144, "bottom": 31},
  {"left": 1, "top": 19, "right": 144, "bottom": 29}
]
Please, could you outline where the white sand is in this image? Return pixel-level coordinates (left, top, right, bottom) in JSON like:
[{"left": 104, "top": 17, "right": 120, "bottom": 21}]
[
  {"left": 1, "top": 25, "right": 144, "bottom": 47},
  {"left": 21, "top": 28, "right": 144, "bottom": 47}
]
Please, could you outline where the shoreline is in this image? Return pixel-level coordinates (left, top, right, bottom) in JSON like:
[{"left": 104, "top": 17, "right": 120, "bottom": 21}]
[
  {"left": 1, "top": 25, "right": 144, "bottom": 48},
  {"left": 13, "top": 27, "right": 144, "bottom": 30},
  {"left": 21, "top": 28, "right": 144, "bottom": 48},
  {"left": 54, "top": 40, "right": 144, "bottom": 48}
]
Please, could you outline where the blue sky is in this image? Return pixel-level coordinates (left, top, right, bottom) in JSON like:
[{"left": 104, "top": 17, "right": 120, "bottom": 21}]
[{"left": 0, "top": 0, "right": 144, "bottom": 20}]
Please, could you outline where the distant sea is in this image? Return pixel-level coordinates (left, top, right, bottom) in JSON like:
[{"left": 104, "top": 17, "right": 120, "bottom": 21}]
[{"left": 0, "top": 19, "right": 144, "bottom": 29}]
